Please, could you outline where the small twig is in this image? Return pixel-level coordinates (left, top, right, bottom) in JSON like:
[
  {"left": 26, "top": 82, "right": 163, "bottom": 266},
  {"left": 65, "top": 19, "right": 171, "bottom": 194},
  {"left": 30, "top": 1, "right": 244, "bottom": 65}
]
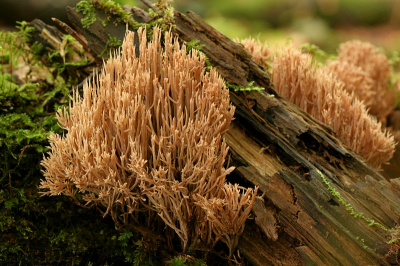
[
  {"left": 140, "top": 0, "right": 158, "bottom": 12},
  {"left": 51, "top": 17, "right": 102, "bottom": 67}
]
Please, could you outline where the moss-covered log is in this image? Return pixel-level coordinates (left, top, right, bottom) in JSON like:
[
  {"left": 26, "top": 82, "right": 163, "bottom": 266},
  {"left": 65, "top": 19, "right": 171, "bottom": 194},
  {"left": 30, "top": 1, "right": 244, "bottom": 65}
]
[{"left": 30, "top": 3, "right": 400, "bottom": 265}]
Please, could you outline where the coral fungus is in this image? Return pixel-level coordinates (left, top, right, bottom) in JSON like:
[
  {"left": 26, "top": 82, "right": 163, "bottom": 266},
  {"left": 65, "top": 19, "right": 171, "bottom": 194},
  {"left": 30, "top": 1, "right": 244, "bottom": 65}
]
[
  {"left": 40, "top": 26, "right": 257, "bottom": 254},
  {"left": 237, "top": 37, "right": 395, "bottom": 169}
]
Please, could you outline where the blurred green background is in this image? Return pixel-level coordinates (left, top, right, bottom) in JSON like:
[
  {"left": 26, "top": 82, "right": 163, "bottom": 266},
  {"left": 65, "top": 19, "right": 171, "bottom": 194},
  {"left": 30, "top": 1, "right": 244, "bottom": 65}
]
[
  {"left": 171, "top": 0, "right": 400, "bottom": 54},
  {"left": 1, "top": 0, "right": 399, "bottom": 54},
  {"left": 146, "top": 0, "right": 400, "bottom": 54}
]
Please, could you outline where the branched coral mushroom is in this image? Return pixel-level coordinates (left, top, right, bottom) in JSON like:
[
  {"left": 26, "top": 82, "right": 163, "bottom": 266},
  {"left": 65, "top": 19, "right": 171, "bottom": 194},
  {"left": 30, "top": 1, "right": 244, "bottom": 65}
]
[
  {"left": 235, "top": 37, "right": 271, "bottom": 67},
  {"left": 326, "top": 40, "right": 399, "bottom": 124},
  {"left": 40, "top": 26, "right": 257, "bottom": 254},
  {"left": 238, "top": 38, "right": 395, "bottom": 169},
  {"left": 271, "top": 45, "right": 395, "bottom": 169}
]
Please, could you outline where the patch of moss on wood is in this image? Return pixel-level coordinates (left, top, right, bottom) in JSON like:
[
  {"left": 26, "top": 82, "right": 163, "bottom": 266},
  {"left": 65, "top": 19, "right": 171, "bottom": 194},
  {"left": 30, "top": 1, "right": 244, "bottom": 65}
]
[{"left": 77, "top": 0, "right": 144, "bottom": 29}]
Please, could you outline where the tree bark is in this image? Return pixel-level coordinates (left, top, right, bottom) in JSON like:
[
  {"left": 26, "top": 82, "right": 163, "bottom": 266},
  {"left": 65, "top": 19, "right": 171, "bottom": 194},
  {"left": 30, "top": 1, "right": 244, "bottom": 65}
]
[{"left": 31, "top": 4, "right": 400, "bottom": 265}]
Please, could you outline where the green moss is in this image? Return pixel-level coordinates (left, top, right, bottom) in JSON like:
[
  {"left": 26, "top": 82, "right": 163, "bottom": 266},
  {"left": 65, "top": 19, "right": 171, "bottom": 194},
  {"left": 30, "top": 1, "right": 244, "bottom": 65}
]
[
  {"left": 151, "top": 0, "right": 175, "bottom": 24},
  {"left": 186, "top": 39, "right": 205, "bottom": 53},
  {"left": 184, "top": 39, "right": 213, "bottom": 70},
  {"left": 225, "top": 80, "right": 265, "bottom": 92},
  {"left": 143, "top": 0, "right": 176, "bottom": 39},
  {"left": 300, "top": 43, "right": 336, "bottom": 65},
  {"left": 0, "top": 21, "right": 37, "bottom": 68},
  {"left": 315, "top": 169, "right": 399, "bottom": 253},
  {"left": 99, "top": 34, "right": 123, "bottom": 57},
  {"left": 317, "top": 169, "right": 389, "bottom": 232},
  {"left": 76, "top": 0, "right": 97, "bottom": 28},
  {"left": 77, "top": 0, "right": 144, "bottom": 29},
  {"left": 167, "top": 256, "right": 206, "bottom": 266},
  {"left": 1, "top": 23, "right": 70, "bottom": 263},
  {"left": 0, "top": 21, "right": 136, "bottom": 265}
]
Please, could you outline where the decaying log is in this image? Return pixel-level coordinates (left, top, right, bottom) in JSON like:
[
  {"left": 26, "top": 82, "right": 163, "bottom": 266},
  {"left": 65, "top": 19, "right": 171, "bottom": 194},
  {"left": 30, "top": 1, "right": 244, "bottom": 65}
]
[
  {"left": 28, "top": 18, "right": 97, "bottom": 81},
  {"left": 66, "top": 6, "right": 140, "bottom": 59},
  {"left": 33, "top": 4, "right": 400, "bottom": 265}
]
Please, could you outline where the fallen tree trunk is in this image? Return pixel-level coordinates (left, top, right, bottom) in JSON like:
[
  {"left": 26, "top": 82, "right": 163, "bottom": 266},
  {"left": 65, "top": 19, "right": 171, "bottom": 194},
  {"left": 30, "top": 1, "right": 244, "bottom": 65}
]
[{"left": 32, "top": 3, "right": 400, "bottom": 265}]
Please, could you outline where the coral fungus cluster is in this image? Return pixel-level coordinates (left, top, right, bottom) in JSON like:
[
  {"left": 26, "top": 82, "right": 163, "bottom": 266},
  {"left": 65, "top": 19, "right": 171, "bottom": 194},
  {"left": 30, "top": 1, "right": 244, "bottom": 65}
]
[
  {"left": 326, "top": 40, "right": 399, "bottom": 123},
  {"left": 238, "top": 38, "right": 396, "bottom": 169},
  {"left": 40, "top": 27, "right": 257, "bottom": 255}
]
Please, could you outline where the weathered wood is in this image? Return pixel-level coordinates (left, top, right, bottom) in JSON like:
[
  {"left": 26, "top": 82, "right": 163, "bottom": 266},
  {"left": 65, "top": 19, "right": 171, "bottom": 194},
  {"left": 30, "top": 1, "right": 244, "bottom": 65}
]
[
  {"left": 168, "top": 8, "right": 400, "bottom": 264},
  {"left": 66, "top": 6, "right": 140, "bottom": 59},
  {"left": 173, "top": 11, "right": 273, "bottom": 90},
  {"left": 226, "top": 92, "right": 400, "bottom": 265},
  {"left": 238, "top": 220, "right": 303, "bottom": 266},
  {"left": 28, "top": 18, "right": 96, "bottom": 82},
  {"left": 47, "top": 4, "right": 400, "bottom": 265}
]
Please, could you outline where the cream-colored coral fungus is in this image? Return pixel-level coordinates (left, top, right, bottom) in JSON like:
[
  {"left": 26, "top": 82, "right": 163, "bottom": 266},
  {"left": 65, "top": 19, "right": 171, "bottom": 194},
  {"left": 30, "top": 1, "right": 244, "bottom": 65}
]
[
  {"left": 328, "top": 40, "right": 399, "bottom": 123},
  {"left": 271, "top": 45, "right": 395, "bottom": 169},
  {"left": 324, "top": 61, "right": 375, "bottom": 108},
  {"left": 237, "top": 38, "right": 395, "bottom": 168},
  {"left": 235, "top": 37, "right": 271, "bottom": 66},
  {"left": 40, "top": 27, "right": 257, "bottom": 253}
]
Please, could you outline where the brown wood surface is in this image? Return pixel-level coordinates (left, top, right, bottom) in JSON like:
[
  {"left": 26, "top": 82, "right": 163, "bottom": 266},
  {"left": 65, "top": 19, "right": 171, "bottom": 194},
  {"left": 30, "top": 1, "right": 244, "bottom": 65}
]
[{"left": 32, "top": 4, "right": 400, "bottom": 265}]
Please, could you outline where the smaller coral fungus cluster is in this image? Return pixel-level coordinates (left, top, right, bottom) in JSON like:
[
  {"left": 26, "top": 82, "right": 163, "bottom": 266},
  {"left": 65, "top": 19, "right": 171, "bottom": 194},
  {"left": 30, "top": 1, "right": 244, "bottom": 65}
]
[
  {"left": 40, "top": 27, "right": 257, "bottom": 256},
  {"left": 238, "top": 38, "right": 397, "bottom": 169},
  {"left": 326, "top": 40, "right": 398, "bottom": 123}
]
